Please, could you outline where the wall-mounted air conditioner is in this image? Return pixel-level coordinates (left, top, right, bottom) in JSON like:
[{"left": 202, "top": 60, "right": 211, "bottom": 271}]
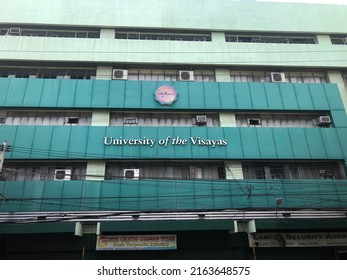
[
  {"left": 123, "top": 168, "right": 140, "bottom": 180},
  {"left": 195, "top": 115, "right": 207, "bottom": 125},
  {"left": 316, "top": 116, "right": 331, "bottom": 127},
  {"left": 112, "top": 69, "right": 128, "bottom": 80},
  {"left": 54, "top": 169, "right": 72, "bottom": 181},
  {"left": 9, "top": 27, "right": 21, "bottom": 35},
  {"left": 179, "top": 70, "right": 194, "bottom": 81},
  {"left": 270, "top": 72, "right": 286, "bottom": 83},
  {"left": 65, "top": 117, "right": 79, "bottom": 125},
  {"left": 247, "top": 118, "right": 261, "bottom": 126}
]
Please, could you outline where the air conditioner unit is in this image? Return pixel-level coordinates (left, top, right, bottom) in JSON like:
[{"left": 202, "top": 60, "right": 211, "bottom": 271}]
[
  {"left": 195, "top": 115, "right": 207, "bottom": 125},
  {"left": 271, "top": 72, "right": 286, "bottom": 83},
  {"left": 179, "top": 70, "right": 194, "bottom": 81},
  {"left": 112, "top": 69, "right": 128, "bottom": 80},
  {"left": 65, "top": 117, "right": 79, "bottom": 125},
  {"left": 316, "top": 116, "right": 331, "bottom": 126},
  {"left": 247, "top": 118, "right": 261, "bottom": 126},
  {"left": 54, "top": 169, "right": 72, "bottom": 181},
  {"left": 123, "top": 168, "right": 140, "bottom": 180},
  {"left": 9, "top": 27, "right": 21, "bottom": 35}
]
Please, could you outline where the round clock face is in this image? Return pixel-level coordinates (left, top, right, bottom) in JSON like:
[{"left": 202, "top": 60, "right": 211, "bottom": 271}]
[{"left": 154, "top": 85, "right": 178, "bottom": 105}]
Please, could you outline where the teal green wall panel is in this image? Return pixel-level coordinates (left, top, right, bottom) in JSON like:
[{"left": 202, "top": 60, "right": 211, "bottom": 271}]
[
  {"left": 108, "top": 81, "right": 126, "bottom": 108},
  {"left": 32, "top": 126, "right": 53, "bottom": 159},
  {"left": 1, "top": 179, "right": 347, "bottom": 212},
  {"left": 288, "top": 129, "right": 311, "bottom": 159},
  {"left": 75, "top": 80, "right": 93, "bottom": 108},
  {"left": 249, "top": 83, "right": 268, "bottom": 109},
  {"left": 56, "top": 80, "right": 77, "bottom": 107},
  {"left": 235, "top": 83, "right": 252, "bottom": 109},
  {"left": 264, "top": 84, "right": 284, "bottom": 110},
  {"left": 294, "top": 84, "right": 314, "bottom": 110},
  {"left": 240, "top": 129, "right": 261, "bottom": 158},
  {"left": 324, "top": 84, "right": 345, "bottom": 110},
  {"left": 273, "top": 129, "right": 294, "bottom": 158},
  {"left": 91, "top": 80, "right": 109, "bottom": 108},
  {"left": 2, "top": 126, "right": 347, "bottom": 161},
  {"left": 203, "top": 83, "right": 221, "bottom": 109},
  {"left": 40, "top": 79, "right": 60, "bottom": 107},
  {"left": 219, "top": 83, "right": 236, "bottom": 109},
  {"left": 281, "top": 84, "right": 299, "bottom": 110},
  {"left": 331, "top": 110, "right": 347, "bottom": 128},
  {"left": 257, "top": 129, "right": 277, "bottom": 158},
  {"left": 1, "top": 79, "right": 345, "bottom": 113},
  {"left": 309, "top": 84, "right": 329, "bottom": 110},
  {"left": 304, "top": 129, "right": 327, "bottom": 158},
  {"left": 23, "top": 79, "right": 44, "bottom": 106}
]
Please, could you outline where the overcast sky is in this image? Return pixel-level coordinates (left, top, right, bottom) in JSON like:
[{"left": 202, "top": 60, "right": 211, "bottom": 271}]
[{"left": 256, "top": 0, "right": 347, "bottom": 5}]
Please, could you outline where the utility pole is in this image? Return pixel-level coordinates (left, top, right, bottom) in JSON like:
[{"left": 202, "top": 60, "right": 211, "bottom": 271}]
[{"left": 0, "top": 141, "right": 12, "bottom": 177}]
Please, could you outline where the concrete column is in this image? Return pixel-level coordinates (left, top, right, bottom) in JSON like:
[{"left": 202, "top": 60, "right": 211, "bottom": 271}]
[
  {"left": 211, "top": 32, "right": 226, "bottom": 43},
  {"left": 86, "top": 160, "right": 106, "bottom": 181},
  {"left": 91, "top": 110, "right": 110, "bottom": 126},
  {"left": 215, "top": 68, "right": 231, "bottom": 82},
  {"left": 100, "top": 29, "right": 116, "bottom": 39},
  {"left": 96, "top": 66, "right": 113, "bottom": 80},
  {"left": 225, "top": 161, "right": 244, "bottom": 180},
  {"left": 327, "top": 71, "right": 347, "bottom": 112},
  {"left": 316, "top": 34, "right": 332, "bottom": 45},
  {"left": 220, "top": 112, "right": 236, "bottom": 127}
]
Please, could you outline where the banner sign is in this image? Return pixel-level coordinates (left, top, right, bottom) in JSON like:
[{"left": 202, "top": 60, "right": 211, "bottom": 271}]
[
  {"left": 249, "top": 232, "right": 347, "bottom": 247},
  {"left": 96, "top": 235, "right": 177, "bottom": 251}
]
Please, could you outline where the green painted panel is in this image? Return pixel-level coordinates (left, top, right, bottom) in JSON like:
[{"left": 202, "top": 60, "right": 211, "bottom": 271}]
[
  {"left": 280, "top": 84, "right": 299, "bottom": 110},
  {"left": 31, "top": 126, "right": 53, "bottom": 159},
  {"left": 288, "top": 129, "right": 311, "bottom": 158},
  {"left": 320, "top": 128, "right": 344, "bottom": 159},
  {"left": 57, "top": 80, "right": 77, "bottom": 107},
  {"left": 249, "top": 83, "right": 268, "bottom": 109},
  {"left": 119, "top": 180, "right": 140, "bottom": 210},
  {"left": 272, "top": 128, "right": 294, "bottom": 158},
  {"left": 324, "top": 84, "right": 345, "bottom": 110},
  {"left": 337, "top": 128, "right": 347, "bottom": 158},
  {"left": 11, "top": 126, "right": 35, "bottom": 158},
  {"left": 5, "top": 78, "right": 27, "bottom": 106},
  {"left": 0, "top": 78, "right": 11, "bottom": 105},
  {"left": 40, "top": 79, "right": 60, "bottom": 107},
  {"left": 138, "top": 180, "right": 158, "bottom": 210},
  {"left": 173, "top": 126, "right": 192, "bottom": 158},
  {"left": 86, "top": 126, "right": 106, "bottom": 159},
  {"left": 61, "top": 180, "right": 83, "bottom": 211},
  {"left": 81, "top": 180, "right": 101, "bottom": 210},
  {"left": 68, "top": 127, "right": 88, "bottom": 158},
  {"left": 264, "top": 83, "right": 284, "bottom": 109},
  {"left": 225, "top": 128, "right": 243, "bottom": 158},
  {"left": 50, "top": 127, "right": 71, "bottom": 159},
  {"left": 190, "top": 126, "right": 209, "bottom": 158},
  {"left": 124, "top": 81, "right": 141, "bottom": 108},
  {"left": 175, "top": 180, "right": 192, "bottom": 210},
  {"left": 139, "top": 126, "right": 158, "bottom": 158},
  {"left": 41, "top": 181, "right": 64, "bottom": 211},
  {"left": 100, "top": 180, "right": 121, "bottom": 210},
  {"left": 74, "top": 80, "right": 93, "bottom": 108},
  {"left": 0, "top": 126, "right": 17, "bottom": 153},
  {"left": 122, "top": 127, "right": 141, "bottom": 159},
  {"left": 294, "top": 84, "right": 314, "bottom": 110},
  {"left": 104, "top": 126, "right": 125, "bottom": 159},
  {"left": 212, "top": 181, "right": 233, "bottom": 209},
  {"left": 23, "top": 79, "right": 44, "bottom": 106},
  {"left": 256, "top": 129, "right": 277, "bottom": 158},
  {"left": 309, "top": 83, "right": 330, "bottom": 110},
  {"left": 91, "top": 80, "right": 109, "bottom": 108},
  {"left": 219, "top": 83, "right": 236, "bottom": 109},
  {"left": 188, "top": 82, "right": 205, "bottom": 109},
  {"left": 157, "top": 126, "right": 175, "bottom": 158},
  {"left": 331, "top": 110, "right": 347, "bottom": 128},
  {"left": 203, "top": 82, "right": 221, "bottom": 109},
  {"left": 1, "top": 181, "right": 24, "bottom": 212},
  {"left": 141, "top": 81, "right": 158, "bottom": 108},
  {"left": 108, "top": 80, "right": 126, "bottom": 108},
  {"left": 234, "top": 83, "right": 252, "bottom": 109},
  {"left": 207, "top": 127, "right": 227, "bottom": 158},
  {"left": 240, "top": 129, "right": 261, "bottom": 158},
  {"left": 21, "top": 181, "right": 44, "bottom": 212},
  {"left": 195, "top": 181, "right": 213, "bottom": 209},
  {"left": 171, "top": 82, "right": 189, "bottom": 109},
  {"left": 304, "top": 129, "right": 327, "bottom": 158}
]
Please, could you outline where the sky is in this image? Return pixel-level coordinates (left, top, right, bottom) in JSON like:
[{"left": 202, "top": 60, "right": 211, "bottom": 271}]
[{"left": 255, "top": 0, "right": 347, "bottom": 4}]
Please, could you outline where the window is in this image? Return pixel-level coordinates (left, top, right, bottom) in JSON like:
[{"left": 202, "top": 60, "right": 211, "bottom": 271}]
[{"left": 226, "top": 34, "right": 317, "bottom": 44}]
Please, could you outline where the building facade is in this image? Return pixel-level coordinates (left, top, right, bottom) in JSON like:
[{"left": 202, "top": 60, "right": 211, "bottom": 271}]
[{"left": 0, "top": 0, "right": 347, "bottom": 259}]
